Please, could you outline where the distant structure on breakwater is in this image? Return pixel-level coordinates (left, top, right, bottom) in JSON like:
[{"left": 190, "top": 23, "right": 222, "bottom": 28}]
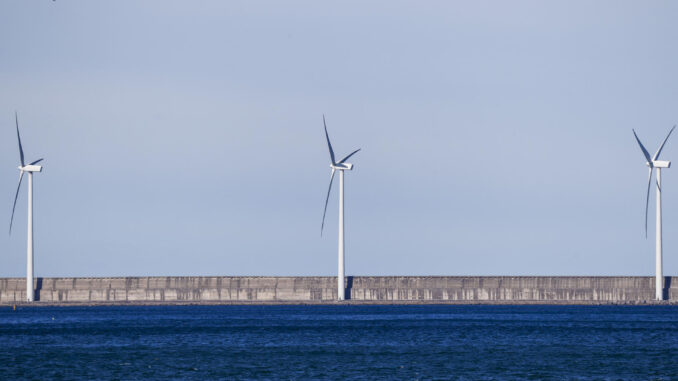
[{"left": 0, "top": 276, "right": 676, "bottom": 305}]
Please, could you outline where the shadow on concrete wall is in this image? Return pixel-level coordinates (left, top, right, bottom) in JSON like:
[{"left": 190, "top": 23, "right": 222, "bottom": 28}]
[
  {"left": 346, "top": 276, "right": 353, "bottom": 300},
  {"left": 35, "top": 277, "right": 43, "bottom": 301},
  {"left": 664, "top": 276, "right": 672, "bottom": 300}
]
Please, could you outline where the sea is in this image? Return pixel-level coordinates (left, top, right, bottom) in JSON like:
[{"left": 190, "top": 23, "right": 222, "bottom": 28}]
[{"left": 1, "top": 305, "right": 677, "bottom": 380}]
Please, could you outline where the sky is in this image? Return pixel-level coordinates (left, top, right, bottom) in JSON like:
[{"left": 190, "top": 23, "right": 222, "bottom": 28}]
[{"left": 1, "top": 1, "right": 678, "bottom": 277}]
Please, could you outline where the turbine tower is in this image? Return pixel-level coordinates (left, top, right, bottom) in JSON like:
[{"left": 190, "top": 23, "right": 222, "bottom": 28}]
[
  {"left": 633, "top": 125, "right": 675, "bottom": 301},
  {"left": 320, "top": 115, "right": 360, "bottom": 301},
  {"left": 9, "top": 112, "right": 44, "bottom": 302}
]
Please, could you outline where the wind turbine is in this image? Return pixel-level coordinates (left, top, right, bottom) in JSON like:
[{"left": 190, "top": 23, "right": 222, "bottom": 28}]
[
  {"left": 9, "top": 112, "right": 44, "bottom": 302},
  {"left": 320, "top": 115, "right": 360, "bottom": 301},
  {"left": 633, "top": 125, "right": 675, "bottom": 301}
]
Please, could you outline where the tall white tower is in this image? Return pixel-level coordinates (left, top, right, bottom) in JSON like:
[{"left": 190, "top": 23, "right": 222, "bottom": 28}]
[
  {"left": 320, "top": 116, "right": 360, "bottom": 301},
  {"left": 633, "top": 126, "right": 674, "bottom": 301},
  {"left": 9, "top": 112, "right": 44, "bottom": 302}
]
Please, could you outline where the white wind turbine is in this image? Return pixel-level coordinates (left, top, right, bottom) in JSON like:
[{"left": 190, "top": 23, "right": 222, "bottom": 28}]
[
  {"left": 633, "top": 125, "right": 675, "bottom": 301},
  {"left": 320, "top": 115, "right": 360, "bottom": 301},
  {"left": 9, "top": 112, "right": 44, "bottom": 302}
]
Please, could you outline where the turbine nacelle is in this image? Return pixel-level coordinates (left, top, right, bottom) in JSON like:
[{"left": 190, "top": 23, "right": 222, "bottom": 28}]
[
  {"left": 647, "top": 160, "right": 670, "bottom": 169},
  {"left": 321, "top": 115, "right": 361, "bottom": 236},
  {"left": 633, "top": 125, "right": 676, "bottom": 239},
  {"left": 331, "top": 163, "right": 353, "bottom": 171},
  {"left": 19, "top": 165, "right": 42, "bottom": 172},
  {"left": 10, "top": 112, "right": 45, "bottom": 235}
]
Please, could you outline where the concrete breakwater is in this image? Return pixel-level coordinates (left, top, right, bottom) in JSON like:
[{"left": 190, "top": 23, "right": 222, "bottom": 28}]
[{"left": 0, "top": 276, "right": 676, "bottom": 305}]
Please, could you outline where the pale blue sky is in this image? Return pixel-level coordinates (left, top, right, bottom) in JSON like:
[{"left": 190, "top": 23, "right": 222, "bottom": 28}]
[{"left": 1, "top": 1, "right": 678, "bottom": 277}]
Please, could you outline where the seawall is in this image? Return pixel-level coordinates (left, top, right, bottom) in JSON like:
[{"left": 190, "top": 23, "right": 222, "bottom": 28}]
[{"left": 1, "top": 276, "right": 677, "bottom": 305}]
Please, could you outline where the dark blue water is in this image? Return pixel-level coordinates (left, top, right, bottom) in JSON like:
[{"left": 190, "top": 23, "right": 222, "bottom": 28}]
[{"left": 2, "top": 305, "right": 678, "bottom": 380}]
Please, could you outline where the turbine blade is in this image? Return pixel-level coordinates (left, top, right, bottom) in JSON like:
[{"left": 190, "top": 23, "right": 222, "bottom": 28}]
[
  {"left": 652, "top": 125, "right": 676, "bottom": 161},
  {"left": 323, "top": 115, "right": 336, "bottom": 165},
  {"left": 15, "top": 112, "right": 25, "bottom": 167},
  {"left": 321, "top": 169, "right": 336, "bottom": 236},
  {"left": 9, "top": 171, "right": 24, "bottom": 235},
  {"left": 29, "top": 158, "right": 44, "bottom": 165},
  {"left": 644, "top": 167, "right": 652, "bottom": 238},
  {"left": 339, "top": 148, "right": 361, "bottom": 164}
]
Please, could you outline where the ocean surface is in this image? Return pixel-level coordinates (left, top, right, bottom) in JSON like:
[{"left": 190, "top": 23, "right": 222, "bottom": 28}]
[{"left": 1, "top": 305, "right": 678, "bottom": 380}]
